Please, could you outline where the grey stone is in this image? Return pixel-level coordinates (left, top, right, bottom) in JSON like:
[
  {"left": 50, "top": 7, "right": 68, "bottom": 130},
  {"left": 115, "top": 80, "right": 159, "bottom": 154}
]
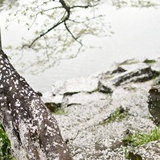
[
  {"left": 117, "top": 60, "right": 147, "bottom": 71},
  {"left": 44, "top": 57, "right": 160, "bottom": 160},
  {"left": 98, "top": 80, "right": 114, "bottom": 93},
  {"left": 148, "top": 87, "right": 160, "bottom": 124},
  {"left": 152, "top": 76, "right": 160, "bottom": 86},
  {"left": 42, "top": 91, "right": 63, "bottom": 104},
  {"left": 111, "top": 66, "right": 159, "bottom": 86},
  {"left": 63, "top": 92, "right": 107, "bottom": 106},
  {"left": 131, "top": 140, "right": 160, "bottom": 159},
  {"left": 52, "top": 77, "right": 99, "bottom": 95},
  {"left": 111, "top": 66, "right": 126, "bottom": 74}
]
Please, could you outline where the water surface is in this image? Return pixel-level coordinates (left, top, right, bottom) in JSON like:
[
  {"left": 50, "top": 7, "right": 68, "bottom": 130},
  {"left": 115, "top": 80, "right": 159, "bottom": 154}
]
[{"left": 2, "top": 2, "right": 160, "bottom": 92}]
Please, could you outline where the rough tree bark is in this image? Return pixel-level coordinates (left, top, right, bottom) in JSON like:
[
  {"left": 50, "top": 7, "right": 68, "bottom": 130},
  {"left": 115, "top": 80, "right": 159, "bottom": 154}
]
[{"left": 0, "top": 49, "right": 72, "bottom": 160}]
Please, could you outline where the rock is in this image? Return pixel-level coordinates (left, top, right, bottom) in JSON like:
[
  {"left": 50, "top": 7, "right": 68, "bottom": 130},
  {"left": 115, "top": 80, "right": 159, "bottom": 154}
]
[
  {"left": 114, "top": 58, "right": 157, "bottom": 72},
  {"left": 109, "top": 59, "right": 139, "bottom": 73},
  {"left": 119, "top": 58, "right": 139, "bottom": 66},
  {"left": 152, "top": 76, "right": 160, "bottom": 86},
  {"left": 40, "top": 57, "right": 160, "bottom": 160},
  {"left": 95, "top": 142, "right": 108, "bottom": 151},
  {"left": 127, "top": 152, "right": 142, "bottom": 160},
  {"left": 45, "top": 102, "right": 61, "bottom": 112},
  {"left": 148, "top": 87, "right": 160, "bottom": 124},
  {"left": 149, "top": 58, "right": 160, "bottom": 73},
  {"left": 99, "top": 65, "right": 126, "bottom": 80},
  {"left": 98, "top": 80, "right": 114, "bottom": 93},
  {"left": 111, "top": 66, "right": 126, "bottom": 74},
  {"left": 52, "top": 77, "right": 99, "bottom": 95},
  {"left": 42, "top": 91, "right": 63, "bottom": 104},
  {"left": 111, "top": 66, "right": 159, "bottom": 86},
  {"left": 42, "top": 92, "right": 64, "bottom": 111},
  {"left": 130, "top": 140, "right": 160, "bottom": 159},
  {"left": 63, "top": 92, "right": 107, "bottom": 106}
]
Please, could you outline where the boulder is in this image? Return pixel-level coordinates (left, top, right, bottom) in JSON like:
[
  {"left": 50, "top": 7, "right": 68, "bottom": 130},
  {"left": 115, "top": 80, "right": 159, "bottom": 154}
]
[
  {"left": 148, "top": 87, "right": 160, "bottom": 124},
  {"left": 42, "top": 91, "right": 63, "bottom": 104},
  {"left": 128, "top": 140, "right": 160, "bottom": 159},
  {"left": 63, "top": 92, "right": 107, "bottom": 106},
  {"left": 98, "top": 80, "right": 114, "bottom": 93},
  {"left": 111, "top": 66, "right": 126, "bottom": 74},
  {"left": 52, "top": 77, "right": 99, "bottom": 95},
  {"left": 111, "top": 66, "right": 159, "bottom": 86},
  {"left": 152, "top": 75, "right": 160, "bottom": 86}
]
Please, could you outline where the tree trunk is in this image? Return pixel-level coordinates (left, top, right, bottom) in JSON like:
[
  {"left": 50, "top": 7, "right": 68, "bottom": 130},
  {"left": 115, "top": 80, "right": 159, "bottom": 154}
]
[{"left": 0, "top": 49, "right": 72, "bottom": 160}]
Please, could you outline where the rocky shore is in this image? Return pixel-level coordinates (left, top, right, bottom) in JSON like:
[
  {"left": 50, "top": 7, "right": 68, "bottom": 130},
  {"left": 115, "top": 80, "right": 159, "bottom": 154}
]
[{"left": 42, "top": 57, "right": 160, "bottom": 160}]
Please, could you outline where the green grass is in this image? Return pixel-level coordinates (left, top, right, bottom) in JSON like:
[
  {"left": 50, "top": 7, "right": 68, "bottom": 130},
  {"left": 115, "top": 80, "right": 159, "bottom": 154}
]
[
  {"left": 45, "top": 103, "right": 66, "bottom": 115},
  {"left": 122, "top": 127, "right": 160, "bottom": 159},
  {"left": 0, "top": 124, "right": 15, "bottom": 160},
  {"left": 99, "top": 106, "right": 129, "bottom": 125},
  {"left": 122, "top": 127, "right": 160, "bottom": 147},
  {"left": 53, "top": 107, "right": 66, "bottom": 115},
  {"left": 143, "top": 59, "right": 156, "bottom": 64}
]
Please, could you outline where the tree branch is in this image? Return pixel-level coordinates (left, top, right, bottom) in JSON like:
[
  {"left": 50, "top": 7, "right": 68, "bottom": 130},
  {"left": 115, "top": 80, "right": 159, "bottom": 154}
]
[
  {"left": 23, "top": 0, "right": 71, "bottom": 48},
  {"left": 22, "top": 0, "right": 99, "bottom": 49},
  {"left": 70, "top": 2, "right": 100, "bottom": 9},
  {"left": 64, "top": 21, "right": 82, "bottom": 46}
]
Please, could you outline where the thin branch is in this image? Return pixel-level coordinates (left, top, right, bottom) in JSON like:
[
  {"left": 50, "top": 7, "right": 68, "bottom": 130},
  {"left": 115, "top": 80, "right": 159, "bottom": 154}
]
[
  {"left": 70, "top": 3, "right": 99, "bottom": 9},
  {"left": 28, "top": 14, "right": 38, "bottom": 30},
  {"left": 42, "top": 6, "right": 63, "bottom": 12},
  {"left": 68, "top": 14, "right": 104, "bottom": 24},
  {"left": 64, "top": 21, "right": 82, "bottom": 46},
  {"left": 22, "top": 15, "right": 67, "bottom": 48},
  {"left": 28, "top": 5, "right": 64, "bottom": 30},
  {"left": 22, "top": 0, "right": 99, "bottom": 49},
  {"left": 23, "top": 0, "right": 71, "bottom": 48}
]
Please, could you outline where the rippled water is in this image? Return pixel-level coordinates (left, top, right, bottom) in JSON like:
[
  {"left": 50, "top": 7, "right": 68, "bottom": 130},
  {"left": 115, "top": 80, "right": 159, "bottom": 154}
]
[{"left": 1, "top": 2, "right": 160, "bottom": 92}]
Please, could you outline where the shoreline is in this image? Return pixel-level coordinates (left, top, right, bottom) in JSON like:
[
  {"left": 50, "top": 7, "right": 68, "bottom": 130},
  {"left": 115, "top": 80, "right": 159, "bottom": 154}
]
[{"left": 42, "top": 57, "right": 160, "bottom": 159}]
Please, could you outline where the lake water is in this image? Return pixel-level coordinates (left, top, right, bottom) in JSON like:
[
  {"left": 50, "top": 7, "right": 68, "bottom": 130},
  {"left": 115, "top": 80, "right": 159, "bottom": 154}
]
[{"left": 1, "top": 1, "right": 160, "bottom": 92}]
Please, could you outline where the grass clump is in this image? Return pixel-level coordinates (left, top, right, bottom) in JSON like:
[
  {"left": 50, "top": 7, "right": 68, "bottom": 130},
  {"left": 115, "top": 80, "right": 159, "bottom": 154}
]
[
  {"left": 106, "top": 106, "right": 129, "bottom": 123},
  {"left": 143, "top": 59, "right": 156, "bottom": 64},
  {"left": 122, "top": 127, "right": 160, "bottom": 159},
  {"left": 53, "top": 107, "right": 66, "bottom": 115},
  {"left": 0, "top": 124, "right": 15, "bottom": 160},
  {"left": 45, "top": 103, "right": 66, "bottom": 115},
  {"left": 122, "top": 127, "right": 160, "bottom": 147},
  {"left": 99, "top": 106, "right": 129, "bottom": 125}
]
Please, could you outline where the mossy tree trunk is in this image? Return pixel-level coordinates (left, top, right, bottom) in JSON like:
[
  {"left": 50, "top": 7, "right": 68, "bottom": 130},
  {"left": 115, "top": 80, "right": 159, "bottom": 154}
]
[{"left": 0, "top": 49, "right": 72, "bottom": 160}]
